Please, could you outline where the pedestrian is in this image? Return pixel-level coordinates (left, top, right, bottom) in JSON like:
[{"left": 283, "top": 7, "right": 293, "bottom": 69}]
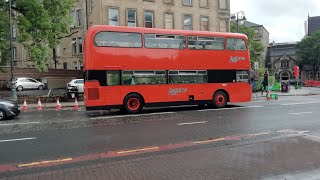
[{"left": 261, "top": 71, "right": 269, "bottom": 95}]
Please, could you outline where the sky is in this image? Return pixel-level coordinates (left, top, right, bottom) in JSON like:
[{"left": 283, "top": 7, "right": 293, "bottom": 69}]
[{"left": 230, "top": 0, "right": 320, "bottom": 43}]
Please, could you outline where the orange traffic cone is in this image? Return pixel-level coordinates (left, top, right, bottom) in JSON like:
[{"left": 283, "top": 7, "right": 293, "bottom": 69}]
[
  {"left": 266, "top": 90, "right": 271, "bottom": 101},
  {"left": 74, "top": 97, "right": 79, "bottom": 111},
  {"left": 56, "top": 97, "right": 61, "bottom": 110},
  {"left": 37, "top": 98, "right": 42, "bottom": 110},
  {"left": 22, "top": 98, "right": 28, "bottom": 111}
]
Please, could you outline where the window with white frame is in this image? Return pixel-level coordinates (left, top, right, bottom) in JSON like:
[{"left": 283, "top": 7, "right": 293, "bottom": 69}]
[
  {"left": 219, "top": 0, "right": 228, "bottom": 9},
  {"left": 144, "top": 11, "right": 154, "bottom": 28},
  {"left": 183, "top": 15, "right": 192, "bottom": 30},
  {"left": 108, "top": 7, "right": 119, "bottom": 26},
  {"left": 183, "top": 0, "right": 192, "bottom": 5},
  {"left": 127, "top": 9, "right": 137, "bottom": 27},
  {"left": 200, "top": 16, "right": 209, "bottom": 31},
  {"left": 164, "top": 13, "right": 174, "bottom": 29}
]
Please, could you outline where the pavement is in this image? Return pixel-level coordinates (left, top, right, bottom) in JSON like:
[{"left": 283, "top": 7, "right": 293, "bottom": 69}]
[{"left": 2, "top": 95, "right": 320, "bottom": 179}]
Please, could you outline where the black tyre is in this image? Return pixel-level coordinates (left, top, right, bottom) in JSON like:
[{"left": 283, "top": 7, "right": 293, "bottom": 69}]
[
  {"left": 38, "top": 85, "right": 44, "bottom": 90},
  {"left": 17, "top": 85, "right": 23, "bottom": 91},
  {"left": 213, "top": 91, "right": 228, "bottom": 108},
  {"left": 123, "top": 94, "right": 143, "bottom": 114},
  {"left": 0, "top": 109, "right": 6, "bottom": 121}
]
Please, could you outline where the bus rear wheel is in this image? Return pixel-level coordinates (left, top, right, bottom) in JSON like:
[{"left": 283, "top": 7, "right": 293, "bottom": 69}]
[
  {"left": 213, "top": 91, "right": 228, "bottom": 108},
  {"left": 123, "top": 94, "right": 143, "bottom": 114}
]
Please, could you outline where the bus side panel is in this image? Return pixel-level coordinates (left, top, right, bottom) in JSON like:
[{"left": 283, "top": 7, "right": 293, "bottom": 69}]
[{"left": 227, "top": 83, "right": 252, "bottom": 103}]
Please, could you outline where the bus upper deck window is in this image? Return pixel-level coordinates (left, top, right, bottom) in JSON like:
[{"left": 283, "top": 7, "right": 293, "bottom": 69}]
[{"left": 226, "top": 38, "right": 247, "bottom": 51}]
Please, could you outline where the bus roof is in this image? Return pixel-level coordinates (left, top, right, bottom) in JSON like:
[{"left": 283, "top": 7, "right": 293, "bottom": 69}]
[{"left": 86, "top": 25, "right": 248, "bottom": 40}]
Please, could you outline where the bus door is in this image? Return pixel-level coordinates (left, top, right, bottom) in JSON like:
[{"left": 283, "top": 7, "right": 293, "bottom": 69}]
[{"left": 104, "top": 71, "right": 122, "bottom": 105}]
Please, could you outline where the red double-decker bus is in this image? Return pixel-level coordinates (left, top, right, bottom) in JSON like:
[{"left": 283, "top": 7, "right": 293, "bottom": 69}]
[{"left": 84, "top": 25, "right": 251, "bottom": 113}]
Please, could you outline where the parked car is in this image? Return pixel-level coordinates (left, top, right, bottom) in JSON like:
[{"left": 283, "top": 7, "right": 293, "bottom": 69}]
[
  {"left": 67, "top": 79, "right": 84, "bottom": 98},
  {"left": 0, "top": 99, "right": 20, "bottom": 120},
  {"left": 7, "top": 77, "right": 45, "bottom": 91}
]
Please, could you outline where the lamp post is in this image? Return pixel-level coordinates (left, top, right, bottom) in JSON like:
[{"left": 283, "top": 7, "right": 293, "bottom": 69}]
[
  {"left": 8, "top": 0, "right": 17, "bottom": 101},
  {"left": 235, "top": 11, "right": 246, "bottom": 33}
]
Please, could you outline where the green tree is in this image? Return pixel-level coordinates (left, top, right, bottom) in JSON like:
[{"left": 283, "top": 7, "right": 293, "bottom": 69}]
[
  {"left": 0, "top": 0, "right": 74, "bottom": 72},
  {"left": 0, "top": 0, "right": 10, "bottom": 67},
  {"left": 230, "top": 22, "right": 264, "bottom": 66},
  {"left": 297, "top": 31, "right": 320, "bottom": 80}
]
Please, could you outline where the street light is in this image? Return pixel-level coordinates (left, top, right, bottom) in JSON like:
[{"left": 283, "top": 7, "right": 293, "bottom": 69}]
[
  {"left": 234, "top": 11, "right": 246, "bottom": 33},
  {"left": 6, "top": 0, "right": 17, "bottom": 101}
]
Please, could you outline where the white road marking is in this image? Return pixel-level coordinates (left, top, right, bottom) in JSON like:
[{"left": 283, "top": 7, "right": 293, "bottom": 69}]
[
  {"left": 0, "top": 122, "right": 40, "bottom": 126},
  {"left": 198, "top": 106, "right": 263, "bottom": 112},
  {"left": 290, "top": 112, "right": 313, "bottom": 115},
  {"left": 0, "top": 137, "right": 36, "bottom": 143},
  {"left": 177, "top": 121, "right": 207, "bottom": 126},
  {"left": 282, "top": 101, "right": 320, "bottom": 106},
  {"left": 90, "top": 112, "right": 176, "bottom": 120}
]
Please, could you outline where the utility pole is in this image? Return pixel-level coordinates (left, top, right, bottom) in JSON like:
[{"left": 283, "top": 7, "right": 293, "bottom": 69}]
[{"left": 8, "top": 0, "right": 17, "bottom": 101}]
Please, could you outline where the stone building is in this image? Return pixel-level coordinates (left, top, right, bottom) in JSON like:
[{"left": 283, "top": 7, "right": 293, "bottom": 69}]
[
  {"left": 305, "top": 15, "right": 320, "bottom": 36},
  {"left": 266, "top": 42, "right": 319, "bottom": 81},
  {"left": 4, "top": 0, "right": 231, "bottom": 70},
  {"left": 243, "top": 21, "right": 269, "bottom": 68}
]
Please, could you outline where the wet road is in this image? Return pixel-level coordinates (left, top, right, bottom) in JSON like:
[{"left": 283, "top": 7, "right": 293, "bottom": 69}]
[{"left": 2, "top": 95, "right": 320, "bottom": 178}]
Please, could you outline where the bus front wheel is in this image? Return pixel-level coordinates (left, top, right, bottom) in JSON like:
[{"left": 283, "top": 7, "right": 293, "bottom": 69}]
[
  {"left": 123, "top": 94, "right": 144, "bottom": 114},
  {"left": 213, "top": 91, "right": 228, "bottom": 108}
]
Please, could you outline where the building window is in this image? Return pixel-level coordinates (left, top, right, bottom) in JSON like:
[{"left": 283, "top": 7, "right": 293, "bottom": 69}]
[
  {"left": 72, "top": 38, "right": 77, "bottom": 55},
  {"left": 164, "top": 13, "right": 174, "bottom": 29},
  {"left": 76, "top": 9, "right": 82, "bottom": 27},
  {"left": 70, "top": 11, "right": 76, "bottom": 27},
  {"left": 281, "top": 60, "right": 289, "bottom": 69},
  {"left": 78, "top": 38, "right": 83, "bottom": 54},
  {"left": 144, "top": 11, "right": 154, "bottom": 28},
  {"left": 144, "top": 0, "right": 154, "bottom": 1},
  {"left": 63, "top": 62, "right": 68, "bottom": 69},
  {"left": 200, "top": 16, "right": 209, "bottom": 31},
  {"left": 27, "top": 49, "right": 31, "bottom": 61},
  {"left": 164, "top": 0, "right": 174, "bottom": 4},
  {"left": 219, "top": 0, "right": 228, "bottom": 9},
  {"left": 88, "top": 0, "right": 93, "bottom": 14},
  {"left": 183, "top": 0, "right": 192, "bottom": 6},
  {"left": 127, "top": 9, "right": 137, "bottom": 27},
  {"left": 12, "top": 25, "right": 16, "bottom": 39},
  {"left": 183, "top": 15, "right": 192, "bottom": 30},
  {"left": 199, "top": 0, "right": 208, "bottom": 7},
  {"left": 63, "top": 48, "right": 66, "bottom": 55},
  {"left": 108, "top": 7, "right": 119, "bottom": 26},
  {"left": 73, "top": 61, "right": 78, "bottom": 70},
  {"left": 219, "top": 19, "right": 227, "bottom": 32}
]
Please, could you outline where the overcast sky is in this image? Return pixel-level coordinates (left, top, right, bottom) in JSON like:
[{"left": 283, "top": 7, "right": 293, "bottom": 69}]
[{"left": 230, "top": 0, "right": 320, "bottom": 43}]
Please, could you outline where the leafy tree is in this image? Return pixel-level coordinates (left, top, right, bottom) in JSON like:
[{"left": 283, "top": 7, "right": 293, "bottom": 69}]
[
  {"left": 297, "top": 31, "right": 320, "bottom": 80},
  {"left": 0, "top": 0, "right": 75, "bottom": 72},
  {"left": 0, "top": 0, "right": 10, "bottom": 67},
  {"left": 230, "top": 22, "right": 264, "bottom": 66}
]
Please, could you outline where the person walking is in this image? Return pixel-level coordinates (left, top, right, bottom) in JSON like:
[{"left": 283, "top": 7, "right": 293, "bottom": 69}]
[{"left": 261, "top": 71, "right": 269, "bottom": 95}]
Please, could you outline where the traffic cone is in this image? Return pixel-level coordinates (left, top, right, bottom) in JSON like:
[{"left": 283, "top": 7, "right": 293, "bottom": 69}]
[
  {"left": 22, "top": 98, "right": 28, "bottom": 111},
  {"left": 37, "top": 98, "right": 42, "bottom": 110},
  {"left": 266, "top": 90, "right": 271, "bottom": 101},
  {"left": 55, "top": 97, "right": 61, "bottom": 110},
  {"left": 74, "top": 97, "right": 79, "bottom": 111}
]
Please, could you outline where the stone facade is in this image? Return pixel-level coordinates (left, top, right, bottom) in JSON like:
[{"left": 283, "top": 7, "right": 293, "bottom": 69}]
[
  {"left": 243, "top": 21, "right": 269, "bottom": 68},
  {"left": 6, "top": 0, "right": 230, "bottom": 70},
  {"left": 266, "top": 42, "right": 320, "bottom": 81}
]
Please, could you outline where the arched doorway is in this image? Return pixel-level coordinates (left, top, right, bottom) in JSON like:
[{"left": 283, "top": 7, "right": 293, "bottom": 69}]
[{"left": 280, "top": 71, "right": 290, "bottom": 81}]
